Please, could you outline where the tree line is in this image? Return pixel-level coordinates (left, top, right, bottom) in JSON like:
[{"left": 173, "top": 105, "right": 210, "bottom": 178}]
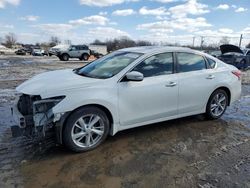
[{"left": 1, "top": 32, "right": 250, "bottom": 52}]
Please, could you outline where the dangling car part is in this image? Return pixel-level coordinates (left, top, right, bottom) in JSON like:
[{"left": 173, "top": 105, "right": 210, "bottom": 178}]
[{"left": 11, "top": 94, "right": 65, "bottom": 138}]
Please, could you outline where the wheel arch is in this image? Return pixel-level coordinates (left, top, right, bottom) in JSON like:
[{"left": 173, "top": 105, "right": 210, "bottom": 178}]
[
  {"left": 211, "top": 86, "right": 231, "bottom": 106},
  {"left": 57, "top": 104, "right": 114, "bottom": 144},
  {"left": 61, "top": 53, "right": 69, "bottom": 57}
]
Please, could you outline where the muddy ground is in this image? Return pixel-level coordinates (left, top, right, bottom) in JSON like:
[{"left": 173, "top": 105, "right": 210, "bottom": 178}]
[{"left": 0, "top": 55, "right": 250, "bottom": 188}]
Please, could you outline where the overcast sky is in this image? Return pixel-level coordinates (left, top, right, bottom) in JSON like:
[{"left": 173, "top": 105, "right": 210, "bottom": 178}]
[{"left": 0, "top": 0, "right": 250, "bottom": 46}]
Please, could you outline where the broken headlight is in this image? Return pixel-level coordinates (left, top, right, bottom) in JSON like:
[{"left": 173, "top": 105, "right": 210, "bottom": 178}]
[
  {"left": 33, "top": 96, "right": 65, "bottom": 127},
  {"left": 33, "top": 96, "right": 65, "bottom": 114}
]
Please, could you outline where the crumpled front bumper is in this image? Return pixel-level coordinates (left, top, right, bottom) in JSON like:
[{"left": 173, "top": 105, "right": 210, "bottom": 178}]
[{"left": 10, "top": 98, "right": 33, "bottom": 137}]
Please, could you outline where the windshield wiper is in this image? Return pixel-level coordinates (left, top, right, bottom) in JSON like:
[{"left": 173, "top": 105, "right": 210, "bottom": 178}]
[{"left": 74, "top": 71, "right": 106, "bottom": 79}]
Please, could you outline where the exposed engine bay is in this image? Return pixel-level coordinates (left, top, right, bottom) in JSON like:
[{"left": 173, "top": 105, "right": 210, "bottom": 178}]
[{"left": 11, "top": 94, "right": 64, "bottom": 138}]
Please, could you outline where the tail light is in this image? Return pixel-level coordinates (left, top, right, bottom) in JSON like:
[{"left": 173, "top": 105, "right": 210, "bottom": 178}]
[{"left": 232, "top": 70, "right": 242, "bottom": 80}]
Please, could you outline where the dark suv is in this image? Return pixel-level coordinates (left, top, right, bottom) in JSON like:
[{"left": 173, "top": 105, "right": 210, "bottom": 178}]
[{"left": 57, "top": 45, "right": 91, "bottom": 61}]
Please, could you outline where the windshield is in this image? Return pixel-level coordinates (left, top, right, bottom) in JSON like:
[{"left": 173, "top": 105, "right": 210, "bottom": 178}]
[{"left": 75, "top": 51, "right": 143, "bottom": 79}]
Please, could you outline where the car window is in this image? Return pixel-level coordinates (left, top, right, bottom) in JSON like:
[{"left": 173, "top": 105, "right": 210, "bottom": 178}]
[
  {"left": 82, "top": 45, "right": 88, "bottom": 50},
  {"left": 71, "top": 46, "right": 77, "bottom": 51},
  {"left": 177, "top": 53, "right": 207, "bottom": 73},
  {"left": 133, "top": 52, "right": 173, "bottom": 78},
  {"left": 206, "top": 58, "right": 216, "bottom": 69}
]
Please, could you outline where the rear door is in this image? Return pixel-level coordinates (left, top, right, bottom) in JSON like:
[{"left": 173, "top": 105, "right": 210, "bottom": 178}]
[{"left": 176, "top": 52, "right": 217, "bottom": 115}]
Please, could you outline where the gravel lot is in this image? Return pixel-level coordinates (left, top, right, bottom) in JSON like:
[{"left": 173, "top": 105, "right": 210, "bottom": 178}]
[{"left": 0, "top": 55, "right": 250, "bottom": 188}]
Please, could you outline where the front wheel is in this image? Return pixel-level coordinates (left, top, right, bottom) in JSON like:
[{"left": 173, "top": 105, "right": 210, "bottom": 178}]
[
  {"left": 62, "top": 54, "right": 69, "bottom": 61},
  {"left": 63, "top": 107, "right": 110, "bottom": 152},
  {"left": 206, "top": 89, "right": 228, "bottom": 120}
]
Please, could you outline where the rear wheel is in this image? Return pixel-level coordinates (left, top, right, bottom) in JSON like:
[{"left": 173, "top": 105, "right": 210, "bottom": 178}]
[
  {"left": 82, "top": 53, "right": 90, "bottom": 61},
  {"left": 63, "top": 107, "right": 110, "bottom": 152},
  {"left": 206, "top": 89, "right": 228, "bottom": 119}
]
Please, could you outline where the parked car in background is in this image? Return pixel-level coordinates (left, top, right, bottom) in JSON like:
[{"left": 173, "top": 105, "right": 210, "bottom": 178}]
[
  {"left": 209, "top": 50, "right": 221, "bottom": 58},
  {"left": 32, "top": 48, "right": 48, "bottom": 56},
  {"left": 15, "top": 49, "right": 26, "bottom": 55},
  {"left": 0, "top": 45, "right": 15, "bottom": 55},
  {"left": 89, "top": 45, "right": 108, "bottom": 56},
  {"left": 243, "top": 48, "right": 250, "bottom": 56},
  {"left": 23, "top": 47, "right": 33, "bottom": 55},
  {"left": 12, "top": 46, "right": 242, "bottom": 152},
  {"left": 56, "top": 45, "right": 91, "bottom": 61},
  {"left": 218, "top": 44, "right": 250, "bottom": 70},
  {"left": 49, "top": 44, "right": 70, "bottom": 56},
  {"left": 90, "top": 50, "right": 104, "bottom": 59}
]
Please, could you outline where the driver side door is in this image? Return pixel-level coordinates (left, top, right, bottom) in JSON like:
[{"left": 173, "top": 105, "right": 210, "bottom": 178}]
[{"left": 118, "top": 52, "right": 178, "bottom": 127}]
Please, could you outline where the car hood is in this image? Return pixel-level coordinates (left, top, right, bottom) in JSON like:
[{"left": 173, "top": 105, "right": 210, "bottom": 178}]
[
  {"left": 16, "top": 69, "right": 103, "bottom": 97},
  {"left": 220, "top": 44, "right": 244, "bottom": 55}
]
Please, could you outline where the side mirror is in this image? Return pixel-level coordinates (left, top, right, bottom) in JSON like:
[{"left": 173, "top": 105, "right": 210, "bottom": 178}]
[{"left": 125, "top": 71, "right": 144, "bottom": 82}]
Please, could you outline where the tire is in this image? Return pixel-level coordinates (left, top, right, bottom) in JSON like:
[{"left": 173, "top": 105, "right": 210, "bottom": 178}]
[
  {"left": 58, "top": 56, "right": 63, "bottom": 61},
  {"left": 240, "top": 59, "right": 247, "bottom": 70},
  {"left": 205, "top": 89, "right": 228, "bottom": 120},
  {"left": 82, "top": 53, "right": 90, "bottom": 61},
  {"left": 63, "top": 107, "right": 110, "bottom": 152},
  {"left": 62, "top": 54, "right": 69, "bottom": 61}
]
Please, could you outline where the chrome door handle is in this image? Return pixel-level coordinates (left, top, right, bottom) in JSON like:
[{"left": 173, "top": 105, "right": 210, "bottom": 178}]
[
  {"left": 165, "top": 82, "right": 177, "bottom": 87},
  {"left": 206, "top": 75, "right": 215, "bottom": 79}
]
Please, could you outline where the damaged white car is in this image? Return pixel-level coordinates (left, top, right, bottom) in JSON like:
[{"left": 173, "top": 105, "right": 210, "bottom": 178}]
[{"left": 12, "top": 46, "right": 242, "bottom": 152}]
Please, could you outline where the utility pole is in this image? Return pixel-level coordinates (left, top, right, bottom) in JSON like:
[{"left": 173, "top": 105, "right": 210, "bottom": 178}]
[
  {"left": 192, "top": 37, "right": 195, "bottom": 47},
  {"left": 200, "top": 36, "right": 204, "bottom": 50},
  {"left": 239, "top": 34, "right": 243, "bottom": 48}
]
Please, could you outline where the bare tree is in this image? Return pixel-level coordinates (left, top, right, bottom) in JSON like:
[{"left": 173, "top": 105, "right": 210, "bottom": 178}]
[
  {"left": 219, "top": 37, "right": 230, "bottom": 45},
  {"left": 136, "top": 40, "right": 153, "bottom": 46},
  {"left": 4, "top": 33, "right": 17, "bottom": 48},
  {"left": 91, "top": 37, "right": 153, "bottom": 52},
  {"left": 91, "top": 39, "right": 105, "bottom": 45},
  {"left": 49, "top": 36, "right": 61, "bottom": 47},
  {"left": 64, "top": 40, "right": 72, "bottom": 45}
]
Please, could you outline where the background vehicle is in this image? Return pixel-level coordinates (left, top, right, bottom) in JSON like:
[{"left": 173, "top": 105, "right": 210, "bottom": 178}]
[
  {"left": 90, "top": 50, "right": 104, "bottom": 58},
  {"left": 56, "top": 45, "right": 91, "bottom": 61},
  {"left": 15, "top": 49, "right": 26, "bottom": 55},
  {"left": 89, "top": 45, "right": 107, "bottom": 56},
  {"left": 49, "top": 44, "right": 70, "bottom": 56},
  {"left": 12, "top": 46, "right": 242, "bottom": 152},
  {"left": 218, "top": 44, "right": 250, "bottom": 70},
  {"left": 32, "top": 48, "right": 48, "bottom": 56},
  {"left": 209, "top": 50, "right": 221, "bottom": 58},
  {"left": 0, "top": 45, "right": 15, "bottom": 55}
]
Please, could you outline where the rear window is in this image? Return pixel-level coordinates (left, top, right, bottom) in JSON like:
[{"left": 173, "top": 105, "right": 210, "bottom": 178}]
[
  {"left": 206, "top": 58, "right": 216, "bottom": 69},
  {"left": 177, "top": 52, "right": 207, "bottom": 73}
]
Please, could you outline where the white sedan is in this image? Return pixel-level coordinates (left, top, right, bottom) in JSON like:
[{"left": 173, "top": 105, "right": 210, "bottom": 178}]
[{"left": 14, "top": 46, "right": 242, "bottom": 152}]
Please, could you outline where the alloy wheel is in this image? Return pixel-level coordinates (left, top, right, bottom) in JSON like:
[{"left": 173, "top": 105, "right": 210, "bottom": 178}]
[
  {"left": 71, "top": 114, "right": 105, "bottom": 148},
  {"left": 210, "top": 93, "right": 227, "bottom": 117}
]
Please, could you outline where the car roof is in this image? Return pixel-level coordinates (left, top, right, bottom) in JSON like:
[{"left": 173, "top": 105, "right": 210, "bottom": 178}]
[{"left": 118, "top": 46, "right": 194, "bottom": 54}]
